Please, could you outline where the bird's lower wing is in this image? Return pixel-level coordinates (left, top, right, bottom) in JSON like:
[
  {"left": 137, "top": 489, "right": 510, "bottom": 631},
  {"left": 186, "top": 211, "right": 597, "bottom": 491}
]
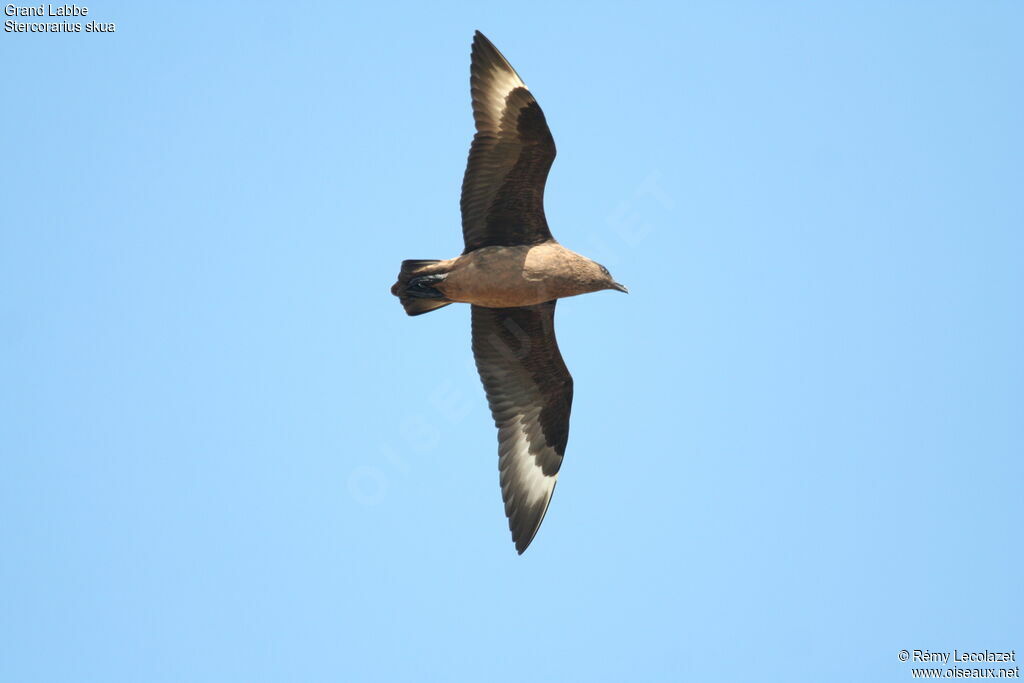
[{"left": 471, "top": 301, "right": 573, "bottom": 553}]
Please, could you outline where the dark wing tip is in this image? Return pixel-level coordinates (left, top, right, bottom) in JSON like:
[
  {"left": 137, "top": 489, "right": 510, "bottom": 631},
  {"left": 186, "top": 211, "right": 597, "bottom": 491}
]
[
  {"left": 509, "top": 484, "right": 557, "bottom": 555},
  {"left": 513, "top": 520, "right": 536, "bottom": 554},
  {"left": 513, "top": 523, "right": 538, "bottom": 555},
  {"left": 471, "top": 30, "right": 520, "bottom": 79}
]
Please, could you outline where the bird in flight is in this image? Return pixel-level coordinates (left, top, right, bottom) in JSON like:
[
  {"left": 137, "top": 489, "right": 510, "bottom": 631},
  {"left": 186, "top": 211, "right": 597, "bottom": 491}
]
[{"left": 391, "top": 31, "right": 627, "bottom": 554}]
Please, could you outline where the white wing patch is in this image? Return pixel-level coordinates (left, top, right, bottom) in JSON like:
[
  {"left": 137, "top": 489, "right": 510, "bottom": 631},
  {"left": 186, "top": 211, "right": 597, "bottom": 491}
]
[
  {"left": 479, "top": 65, "right": 527, "bottom": 131},
  {"left": 498, "top": 411, "right": 558, "bottom": 508}
]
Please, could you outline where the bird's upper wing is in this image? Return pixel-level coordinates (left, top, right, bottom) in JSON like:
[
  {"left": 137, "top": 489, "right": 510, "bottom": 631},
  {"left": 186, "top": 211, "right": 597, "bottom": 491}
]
[
  {"left": 461, "top": 31, "right": 557, "bottom": 254},
  {"left": 471, "top": 301, "right": 572, "bottom": 554}
]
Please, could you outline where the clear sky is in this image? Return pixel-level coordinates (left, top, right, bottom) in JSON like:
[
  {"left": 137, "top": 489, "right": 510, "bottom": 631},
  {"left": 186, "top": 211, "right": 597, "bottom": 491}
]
[{"left": 2, "top": 2, "right": 1021, "bottom": 681}]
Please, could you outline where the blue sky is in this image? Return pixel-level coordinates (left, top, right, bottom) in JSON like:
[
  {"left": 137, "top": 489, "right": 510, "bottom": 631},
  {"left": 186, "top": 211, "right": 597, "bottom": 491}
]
[{"left": 2, "top": 2, "right": 1021, "bottom": 681}]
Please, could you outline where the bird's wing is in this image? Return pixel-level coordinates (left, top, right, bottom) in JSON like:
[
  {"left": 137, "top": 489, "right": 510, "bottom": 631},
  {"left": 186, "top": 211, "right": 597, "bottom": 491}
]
[
  {"left": 471, "top": 301, "right": 573, "bottom": 553},
  {"left": 461, "top": 31, "right": 557, "bottom": 254}
]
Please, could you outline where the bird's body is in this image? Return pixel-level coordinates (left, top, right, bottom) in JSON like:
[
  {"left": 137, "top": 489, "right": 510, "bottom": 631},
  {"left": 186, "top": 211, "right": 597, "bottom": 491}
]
[
  {"left": 393, "top": 242, "right": 618, "bottom": 309},
  {"left": 391, "top": 31, "right": 626, "bottom": 554}
]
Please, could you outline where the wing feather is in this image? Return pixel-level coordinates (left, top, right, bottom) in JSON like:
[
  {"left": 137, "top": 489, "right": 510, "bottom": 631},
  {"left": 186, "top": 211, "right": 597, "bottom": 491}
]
[
  {"left": 461, "top": 32, "right": 557, "bottom": 253},
  {"left": 471, "top": 301, "right": 573, "bottom": 553}
]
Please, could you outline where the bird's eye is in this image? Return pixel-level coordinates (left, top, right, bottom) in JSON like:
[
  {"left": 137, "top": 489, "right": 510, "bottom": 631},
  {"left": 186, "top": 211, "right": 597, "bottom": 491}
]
[{"left": 599, "top": 265, "right": 609, "bottom": 275}]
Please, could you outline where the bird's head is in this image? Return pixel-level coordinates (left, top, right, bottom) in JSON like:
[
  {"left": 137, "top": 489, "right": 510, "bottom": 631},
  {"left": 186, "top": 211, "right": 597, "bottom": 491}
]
[{"left": 584, "top": 260, "right": 628, "bottom": 294}]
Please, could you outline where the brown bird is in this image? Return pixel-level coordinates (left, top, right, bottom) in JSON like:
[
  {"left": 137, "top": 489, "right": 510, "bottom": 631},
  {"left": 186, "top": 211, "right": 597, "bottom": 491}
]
[{"left": 391, "top": 31, "right": 627, "bottom": 554}]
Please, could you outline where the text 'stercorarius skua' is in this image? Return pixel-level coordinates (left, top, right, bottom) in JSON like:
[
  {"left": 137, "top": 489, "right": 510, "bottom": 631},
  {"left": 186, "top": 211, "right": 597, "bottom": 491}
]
[{"left": 391, "top": 31, "right": 627, "bottom": 554}]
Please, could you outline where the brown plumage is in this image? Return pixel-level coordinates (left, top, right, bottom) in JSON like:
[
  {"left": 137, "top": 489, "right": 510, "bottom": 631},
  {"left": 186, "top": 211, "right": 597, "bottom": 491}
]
[{"left": 390, "top": 31, "right": 626, "bottom": 554}]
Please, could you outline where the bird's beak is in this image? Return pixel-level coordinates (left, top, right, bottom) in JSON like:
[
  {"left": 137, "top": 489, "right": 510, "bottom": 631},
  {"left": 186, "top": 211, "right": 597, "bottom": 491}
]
[{"left": 610, "top": 282, "right": 629, "bottom": 294}]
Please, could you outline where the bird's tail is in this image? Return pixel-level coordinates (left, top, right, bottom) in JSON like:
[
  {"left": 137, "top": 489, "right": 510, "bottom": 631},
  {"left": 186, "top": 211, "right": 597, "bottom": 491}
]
[{"left": 391, "top": 259, "right": 453, "bottom": 316}]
